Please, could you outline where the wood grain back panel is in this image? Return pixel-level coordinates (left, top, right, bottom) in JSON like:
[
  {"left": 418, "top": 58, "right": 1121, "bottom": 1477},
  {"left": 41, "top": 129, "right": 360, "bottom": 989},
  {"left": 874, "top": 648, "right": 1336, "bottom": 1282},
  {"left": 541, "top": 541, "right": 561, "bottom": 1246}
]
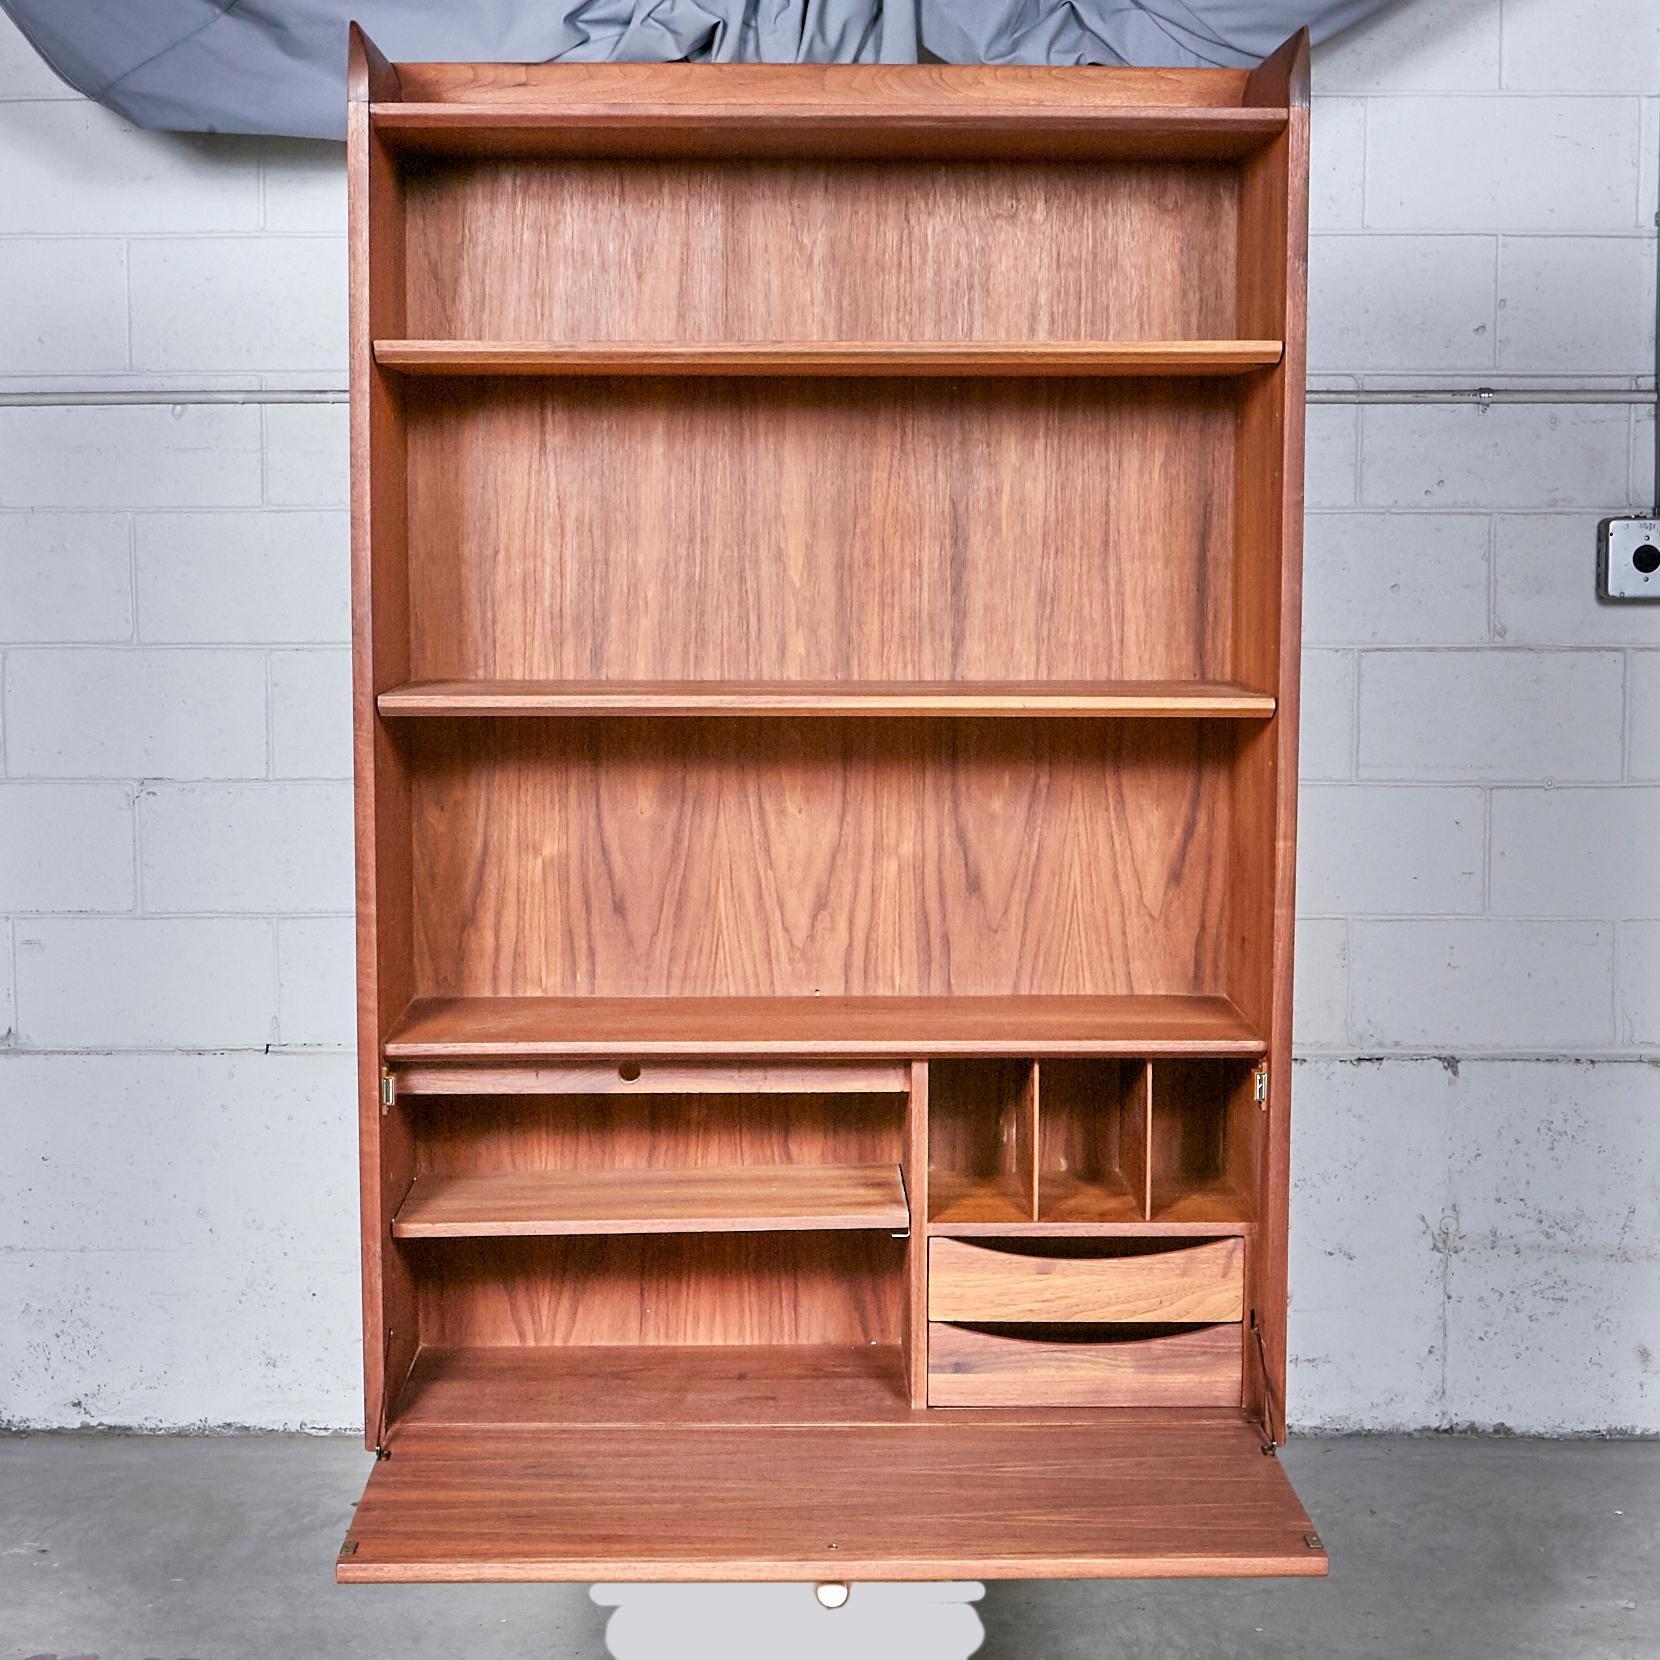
[
  {"left": 409, "top": 1089, "right": 903, "bottom": 1173},
  {"left": 403, "top": 158, "right": 1239, "bottom": 343},
  {"left": 1037, "top": 1058, "right": 1142, "bottom": 1220},
  {"left": 402, "top": 378, "right": 1238, "bottom": 684},
  {"left": 927, "top": 1058, "right": 1035, "bottom": 1224},
  {"left": 411, "top": 1232, "right": 902, "bottom": 1347},
  {"left": 404, "top": 719, "right": 1237, "bottom": 999},
  {"left": 1148, "top": 1059, "right": 1260, "bottom": 1222}
]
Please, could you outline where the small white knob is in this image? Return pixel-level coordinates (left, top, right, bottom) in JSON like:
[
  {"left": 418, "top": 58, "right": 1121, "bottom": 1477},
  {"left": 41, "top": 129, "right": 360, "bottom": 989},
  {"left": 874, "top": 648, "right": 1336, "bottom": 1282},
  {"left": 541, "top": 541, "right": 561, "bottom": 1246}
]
[{"left": 814, "top": 1581, "right": 850, "bottom": 1610}]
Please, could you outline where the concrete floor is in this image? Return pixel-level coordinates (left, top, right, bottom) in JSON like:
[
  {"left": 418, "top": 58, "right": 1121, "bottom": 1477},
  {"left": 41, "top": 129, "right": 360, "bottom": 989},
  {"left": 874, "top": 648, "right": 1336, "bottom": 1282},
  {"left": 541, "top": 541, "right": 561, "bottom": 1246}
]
[{"left": 1, "top": 1434, "right": 1655, "bottom": 1659}]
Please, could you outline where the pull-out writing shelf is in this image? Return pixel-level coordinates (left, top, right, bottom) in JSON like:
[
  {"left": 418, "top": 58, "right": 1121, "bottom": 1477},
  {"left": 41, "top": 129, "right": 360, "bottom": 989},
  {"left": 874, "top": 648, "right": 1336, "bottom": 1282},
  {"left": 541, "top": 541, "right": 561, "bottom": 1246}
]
[{"left": 342, "top": 25, "right": 1317, "bottom": 1584}]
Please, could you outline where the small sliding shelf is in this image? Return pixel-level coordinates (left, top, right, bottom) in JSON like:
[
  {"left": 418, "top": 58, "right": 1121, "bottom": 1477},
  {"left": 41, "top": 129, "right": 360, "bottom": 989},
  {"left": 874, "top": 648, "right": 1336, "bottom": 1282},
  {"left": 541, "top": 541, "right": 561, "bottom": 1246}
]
[
  {"left": 377, "top": 679, "right": 1278, "bottom": 720},
  {"left": 372, "top": 339, "right": 1283, "bottom": 378},
  {"left": 391, "top": 1163, "right": 908, "bottom": 1238},
  {"left": 383, "top": 995, "right": 1266, "bottom": 1060}
]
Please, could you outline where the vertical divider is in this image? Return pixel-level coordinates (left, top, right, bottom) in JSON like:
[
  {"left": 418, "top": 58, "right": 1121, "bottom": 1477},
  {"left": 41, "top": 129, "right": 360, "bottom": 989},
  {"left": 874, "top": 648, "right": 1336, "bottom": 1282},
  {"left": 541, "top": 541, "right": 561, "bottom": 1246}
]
[
  {"left": 1126, "top": 1061, "right": 1155, "bottom": 1222},
  {"left": 904, "top": 1059, "right": 929, "bottom": 1407},
  {"left": 1019, "top": 1061, "right": 1041, "bottom": 1222}
]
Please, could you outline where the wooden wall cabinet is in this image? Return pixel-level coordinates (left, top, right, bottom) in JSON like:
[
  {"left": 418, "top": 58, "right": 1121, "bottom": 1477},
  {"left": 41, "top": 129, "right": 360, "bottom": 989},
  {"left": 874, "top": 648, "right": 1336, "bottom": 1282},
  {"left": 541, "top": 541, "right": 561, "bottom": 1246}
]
[{"left": 338, "top": 25, "right": 1321, "bottom": 1584}]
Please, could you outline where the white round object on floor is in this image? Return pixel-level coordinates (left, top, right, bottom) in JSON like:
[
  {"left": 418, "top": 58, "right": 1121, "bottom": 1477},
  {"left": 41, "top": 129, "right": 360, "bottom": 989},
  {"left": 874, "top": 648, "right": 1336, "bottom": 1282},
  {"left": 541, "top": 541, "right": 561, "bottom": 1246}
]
[{"left": 591, "top": 1582, "right": 986, "bottom": 1660}]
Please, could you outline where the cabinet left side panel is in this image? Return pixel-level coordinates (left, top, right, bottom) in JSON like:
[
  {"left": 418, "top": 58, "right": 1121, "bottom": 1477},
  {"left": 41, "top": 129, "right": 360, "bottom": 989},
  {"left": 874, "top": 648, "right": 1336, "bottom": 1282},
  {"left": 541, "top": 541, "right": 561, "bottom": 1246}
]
[{"left": 349, "top": 28, "right": 417, "bottom": 1448}]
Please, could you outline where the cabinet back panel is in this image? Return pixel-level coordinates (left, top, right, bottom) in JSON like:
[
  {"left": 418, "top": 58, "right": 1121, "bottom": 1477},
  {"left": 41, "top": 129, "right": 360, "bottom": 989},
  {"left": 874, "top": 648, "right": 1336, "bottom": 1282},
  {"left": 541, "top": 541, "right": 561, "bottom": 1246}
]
[
  {"left": 403, "top": 380, "right": 1237, "bottom": 683},
  {"left": 404, "top": 719, "right": 1236, "bottom": 999},
  {"left": 410, "top": 1092, "right": 904, "bottom": 1173},
  {"left": 402, "top": 158, "right": 1239, "bottom": 343},
  {"left": 411, "top": 1233, "right": 903, "bottom": 1346}
]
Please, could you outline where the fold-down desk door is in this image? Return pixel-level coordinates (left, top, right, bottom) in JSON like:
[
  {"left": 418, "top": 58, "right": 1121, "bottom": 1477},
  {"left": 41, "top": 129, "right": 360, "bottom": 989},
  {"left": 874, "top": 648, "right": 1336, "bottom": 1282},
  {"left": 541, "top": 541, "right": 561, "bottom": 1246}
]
[{"left": 337, "top": 1417, "right": 1326, "bottom": 1582}]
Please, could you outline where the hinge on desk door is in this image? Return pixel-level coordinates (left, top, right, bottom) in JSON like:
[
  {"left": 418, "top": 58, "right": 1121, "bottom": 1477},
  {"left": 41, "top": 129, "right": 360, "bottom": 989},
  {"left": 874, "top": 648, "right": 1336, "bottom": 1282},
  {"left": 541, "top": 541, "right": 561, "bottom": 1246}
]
[
  {"left": 1250, "top": 1311, "right": 1282, "bottom": 1455},
  {"left": 379, "top": 1073, "right": 396, "bottom": 1109},
  {"left": 373, "top": 1325, "right": 395, "bottom": 1460},
  {"left": 1253, "top": 1065, "right": 1269, "bottom": 1106}
]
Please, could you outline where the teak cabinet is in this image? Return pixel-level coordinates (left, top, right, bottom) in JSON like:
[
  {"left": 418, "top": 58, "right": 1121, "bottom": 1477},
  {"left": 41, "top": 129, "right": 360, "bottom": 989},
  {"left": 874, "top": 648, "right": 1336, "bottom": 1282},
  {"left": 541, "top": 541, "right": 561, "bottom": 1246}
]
[{"left": 339, "top": 24, "right": 1323, "bottom": 1584}]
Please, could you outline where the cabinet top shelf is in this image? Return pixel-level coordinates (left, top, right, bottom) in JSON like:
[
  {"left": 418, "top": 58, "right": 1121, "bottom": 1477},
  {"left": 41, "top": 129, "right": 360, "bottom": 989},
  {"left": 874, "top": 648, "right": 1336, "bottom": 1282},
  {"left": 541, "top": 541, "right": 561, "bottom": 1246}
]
[
  {"left": 366, "top": 65, "right": 1290, "bottom": 161},
  {"left": 384, "top": 995, "right": 1266, "bottom": 1060},
  {"left": 373, "top": 340, "right": 1284, "bottom": 379}
]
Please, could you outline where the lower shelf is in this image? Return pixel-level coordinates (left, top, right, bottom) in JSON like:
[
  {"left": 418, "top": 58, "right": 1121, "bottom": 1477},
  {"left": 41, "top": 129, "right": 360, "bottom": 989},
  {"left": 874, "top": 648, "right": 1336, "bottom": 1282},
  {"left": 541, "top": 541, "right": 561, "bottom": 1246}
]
[
  {"left": 396, "top": 1343, "right": 913, "bottom": 1428},
  {"left": 391, "top": 1163, "right": 908, "bottom": 1237},
  {"left": 339, "top": 1414, "right": 1326, "bottom": 1582}
]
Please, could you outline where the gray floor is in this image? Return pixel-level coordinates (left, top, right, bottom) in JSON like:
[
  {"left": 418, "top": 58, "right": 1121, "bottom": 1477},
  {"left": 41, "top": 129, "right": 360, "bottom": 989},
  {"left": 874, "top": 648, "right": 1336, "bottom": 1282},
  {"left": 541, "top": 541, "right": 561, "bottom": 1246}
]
[{"left": 1, "top": 1433, "right": 1655, "bottom": 1659}]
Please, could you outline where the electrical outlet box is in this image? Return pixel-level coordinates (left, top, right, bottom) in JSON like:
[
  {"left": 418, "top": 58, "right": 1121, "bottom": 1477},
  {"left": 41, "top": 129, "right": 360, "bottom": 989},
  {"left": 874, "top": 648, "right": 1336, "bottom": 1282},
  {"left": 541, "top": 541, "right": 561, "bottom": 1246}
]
[{"left": 1600, "top": 516, "right": 1660, "bottom": 600}]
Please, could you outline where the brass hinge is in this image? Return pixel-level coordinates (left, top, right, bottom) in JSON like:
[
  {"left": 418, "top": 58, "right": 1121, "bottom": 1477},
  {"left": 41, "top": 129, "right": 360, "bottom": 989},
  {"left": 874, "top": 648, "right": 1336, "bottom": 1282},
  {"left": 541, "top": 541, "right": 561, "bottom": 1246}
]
[
  {"left": 1304, "top": 1532, "right": 1324, "bottom": 1552},
  {"left": 338, "top": 1538, "right": 359, "bottom": 1557},
  {"left": 1253, "top": 1065, "right": 1269, "bottom": 1106},
  {"left": 379, "top": 1073, "right": 395, "bottom": 1109}
]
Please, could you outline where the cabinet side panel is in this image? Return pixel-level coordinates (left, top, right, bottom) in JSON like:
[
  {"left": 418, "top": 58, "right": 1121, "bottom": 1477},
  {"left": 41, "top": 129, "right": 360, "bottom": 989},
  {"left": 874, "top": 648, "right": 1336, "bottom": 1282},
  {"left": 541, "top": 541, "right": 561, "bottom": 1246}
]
[
  {"left": 351, "top": 77, "right": 418, "bottom": 1444},
  {"left": 1227, "top": 73, "right": 1308, "bottom": 1434}
]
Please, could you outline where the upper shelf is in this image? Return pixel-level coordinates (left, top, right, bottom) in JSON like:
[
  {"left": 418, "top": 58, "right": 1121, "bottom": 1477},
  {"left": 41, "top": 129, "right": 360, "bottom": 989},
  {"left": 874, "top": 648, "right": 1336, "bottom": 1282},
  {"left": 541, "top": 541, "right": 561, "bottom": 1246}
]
[
  {"left": 391, "top": 1163, "right": 909, "bottom": 1238},
  {"left": 384, "top": 995, "right": 1266, "bottom": 1060},
  {"left": 373, "top": 340, "right": 1284, "bottom": 379},
  {"left": 377, "top": 680, "right": 1277, "bottom": 720}
]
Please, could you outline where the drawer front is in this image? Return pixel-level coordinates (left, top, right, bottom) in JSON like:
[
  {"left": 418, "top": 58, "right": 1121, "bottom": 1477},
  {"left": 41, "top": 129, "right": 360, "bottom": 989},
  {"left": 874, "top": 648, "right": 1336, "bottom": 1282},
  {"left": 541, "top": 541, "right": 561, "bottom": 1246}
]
[
  {"left": 928, "top": 1322, "right": 1240, "bottom": 1408},
  {"left": 928, "top": 1237, "right": 1243, "bottom": 1325}
]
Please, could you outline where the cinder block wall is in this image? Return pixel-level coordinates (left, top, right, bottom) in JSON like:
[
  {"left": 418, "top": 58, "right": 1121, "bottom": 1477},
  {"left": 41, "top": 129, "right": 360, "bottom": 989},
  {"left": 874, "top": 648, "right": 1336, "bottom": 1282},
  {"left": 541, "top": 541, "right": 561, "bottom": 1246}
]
[{"left": 0, "top": 0, "right": 1655, "bottom": 1433}]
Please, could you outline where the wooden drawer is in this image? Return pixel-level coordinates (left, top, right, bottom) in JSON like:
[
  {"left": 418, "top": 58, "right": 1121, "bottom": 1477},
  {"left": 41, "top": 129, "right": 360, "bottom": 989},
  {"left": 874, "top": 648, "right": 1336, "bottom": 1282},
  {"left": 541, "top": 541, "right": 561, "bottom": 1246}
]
[
  {"left": 928, "top": 1237, "right": 1243, "bottom": 1325},
  {"left": 928, "top": 1322, "right": 1240, "bottom": 1408}
]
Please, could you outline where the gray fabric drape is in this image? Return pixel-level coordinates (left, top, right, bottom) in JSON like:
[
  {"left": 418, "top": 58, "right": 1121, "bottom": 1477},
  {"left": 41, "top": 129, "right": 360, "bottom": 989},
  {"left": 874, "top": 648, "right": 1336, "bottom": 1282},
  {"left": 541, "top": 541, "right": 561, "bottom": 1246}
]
[{"left": 0, "top": 0, "right": 1386, "bottom": 141}]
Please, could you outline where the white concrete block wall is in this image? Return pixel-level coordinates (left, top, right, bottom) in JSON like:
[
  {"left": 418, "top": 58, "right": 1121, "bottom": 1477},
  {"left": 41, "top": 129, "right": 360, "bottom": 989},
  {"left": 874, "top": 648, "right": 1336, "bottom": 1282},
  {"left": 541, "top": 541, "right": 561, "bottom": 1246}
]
[
  {"left": 0, "top": 0, "right": 1655, "bottom": 1433},
  {"left": 1289, "top": 0, "right": 1660, "bottom": 1434},
  {"left": 0, "top": 27, "right": 362, "bottom": 1429}
]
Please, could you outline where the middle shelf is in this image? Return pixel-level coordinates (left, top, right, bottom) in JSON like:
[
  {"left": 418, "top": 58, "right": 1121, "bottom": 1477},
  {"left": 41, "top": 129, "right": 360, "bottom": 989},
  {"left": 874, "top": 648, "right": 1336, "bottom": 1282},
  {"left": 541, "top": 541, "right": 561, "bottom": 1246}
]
[
  {"left": 383, "top": 995, "right": 1266, "bottom": 1060},
  {"left": 392, "top": 1162, "right": 909, "bottom": 1238},
  {"left": 376, "top": 678, "right": 1277, "bottom": 720},
  {"left": 373, "top": 338, "right": 1284, "bottom": 377}
]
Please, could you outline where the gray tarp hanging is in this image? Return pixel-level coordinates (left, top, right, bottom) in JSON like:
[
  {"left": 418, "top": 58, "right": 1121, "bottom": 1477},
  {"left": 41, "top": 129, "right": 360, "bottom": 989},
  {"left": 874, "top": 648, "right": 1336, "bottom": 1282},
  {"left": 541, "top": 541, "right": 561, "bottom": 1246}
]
[{"left": 0, "top": 0, "right": 1387, "bottom": 142}]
